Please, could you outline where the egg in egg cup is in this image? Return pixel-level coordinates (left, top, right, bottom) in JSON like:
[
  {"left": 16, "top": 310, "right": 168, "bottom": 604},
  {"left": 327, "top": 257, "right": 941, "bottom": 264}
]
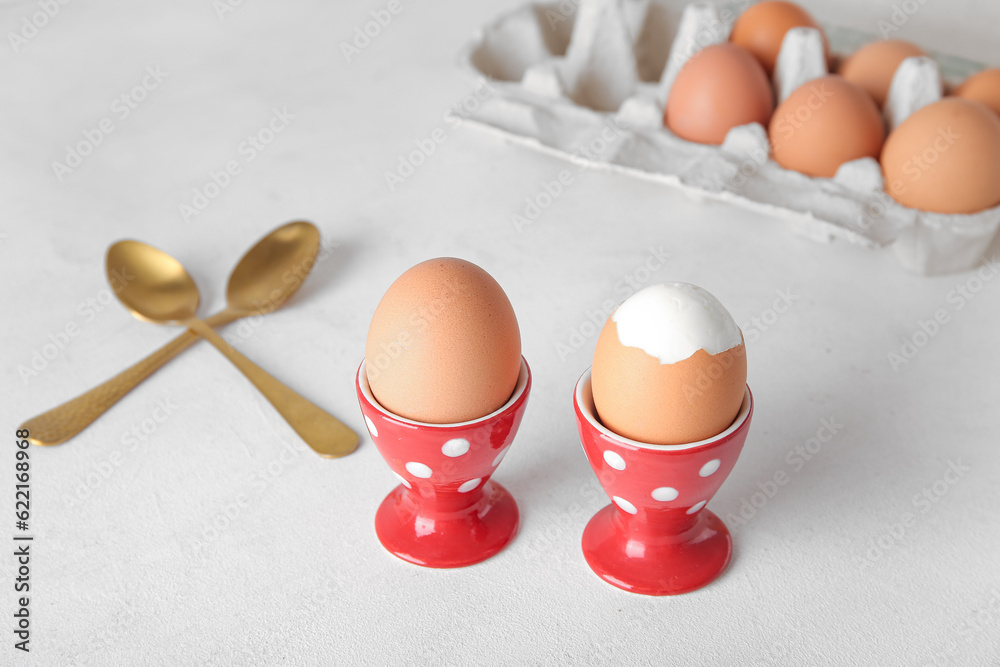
[
  {"left": 574, "top": 369, "right": 754, "bottom": 595},
  {"left": 356, "top": 358, "right": 530, "bottom": 568}
]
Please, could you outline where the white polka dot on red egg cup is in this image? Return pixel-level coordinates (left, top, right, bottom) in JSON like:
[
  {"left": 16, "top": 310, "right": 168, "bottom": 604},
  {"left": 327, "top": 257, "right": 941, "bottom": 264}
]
[
  {"left": 587, "top": 434, "right": 738, "bottom": 519},
  {"left": 361, "top": 410, "right": 514, "bottom": 494},
  {"left": 357, "top": 358, "right": 532, "bottom": 497}
]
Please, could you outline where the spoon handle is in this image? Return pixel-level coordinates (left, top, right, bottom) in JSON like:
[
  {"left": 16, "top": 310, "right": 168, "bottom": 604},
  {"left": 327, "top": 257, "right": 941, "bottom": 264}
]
[
  {"left": 186, "top": 319, "right": 358, "bottom": 459},
  {"left": 20, "top": 310, "right": 238, "bottom": 447}
]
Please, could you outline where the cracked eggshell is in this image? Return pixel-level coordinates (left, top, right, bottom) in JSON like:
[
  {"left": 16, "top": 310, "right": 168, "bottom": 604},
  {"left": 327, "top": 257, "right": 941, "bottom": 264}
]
[
  {"left": 591, "top": 284, "right": 747, "bottom": 446},
  {"left": 365, "top": 258, "right": 522, "bottom": 424}
]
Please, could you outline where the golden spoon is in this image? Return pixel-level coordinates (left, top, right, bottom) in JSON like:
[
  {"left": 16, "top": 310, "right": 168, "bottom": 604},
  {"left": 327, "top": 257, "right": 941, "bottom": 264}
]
[
  {"left": 21, "top": 221, "right": 357, "bottom": 458},
  {"left": 103, "top": 238, "right": 357, "bottom": 458}
]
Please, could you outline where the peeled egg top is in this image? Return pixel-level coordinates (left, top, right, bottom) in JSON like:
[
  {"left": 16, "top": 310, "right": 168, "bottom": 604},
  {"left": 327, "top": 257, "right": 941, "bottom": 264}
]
[
  {"left": 838, "top": 39, "right": 927, "bottom": 108},
  {"left": 954, "top": 68, "right": 1000, "bottom": 117},
  {"left": 592, "top": 283, "right": 747, "bottom": 446},
  {"left": 730, "top": 1, "right": 829, "bottom": 75},
  {"left": 665, "top": 43, "right": 775, "bottom": 145},
  {"left": 881, "top": 98, "right": 1000, "bottom": 214},
  {"left": 365, "top": 258, "right": 521, "bottom": 424},
  {"left": 769, "top": 75, "right": 885, "bottom": 178}
]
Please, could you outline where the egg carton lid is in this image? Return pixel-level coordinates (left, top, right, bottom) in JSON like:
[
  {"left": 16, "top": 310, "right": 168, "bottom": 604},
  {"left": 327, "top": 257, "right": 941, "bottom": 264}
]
[{"left": 459, "top": 0, "right": 1000, "bottom": 275}]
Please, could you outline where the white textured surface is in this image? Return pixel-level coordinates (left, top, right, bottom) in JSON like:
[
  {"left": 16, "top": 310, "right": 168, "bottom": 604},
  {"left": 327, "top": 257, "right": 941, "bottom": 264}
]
[
  {"left": 612, "top": 283, "right": 743, "bottom": 362},
  {"left": 2, "top": 0, "right": 1000, "bottom": 665}
]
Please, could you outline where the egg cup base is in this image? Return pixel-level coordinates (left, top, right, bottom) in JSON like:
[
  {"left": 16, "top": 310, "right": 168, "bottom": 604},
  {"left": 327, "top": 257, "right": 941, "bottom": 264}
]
[
  {"left": 375, "top": 480, "right": 519, "bottom": 569},
  {"left": 581, "top": 504, "right": 732, "bottom": 596}
]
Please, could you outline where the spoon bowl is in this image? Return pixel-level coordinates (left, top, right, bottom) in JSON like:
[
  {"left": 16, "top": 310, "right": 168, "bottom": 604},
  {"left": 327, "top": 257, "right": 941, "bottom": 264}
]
[
  {"left": 107, "top": 241, "right": 201, "bottom": 324},
  {"left": 226, "top": 220, "right": 320, "bottom": 314}
]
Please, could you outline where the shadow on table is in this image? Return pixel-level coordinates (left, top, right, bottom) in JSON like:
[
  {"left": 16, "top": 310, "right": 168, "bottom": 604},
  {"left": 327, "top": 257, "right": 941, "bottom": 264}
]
[{"left": 286, "top": 231, "right": 360, "bottom": 307}]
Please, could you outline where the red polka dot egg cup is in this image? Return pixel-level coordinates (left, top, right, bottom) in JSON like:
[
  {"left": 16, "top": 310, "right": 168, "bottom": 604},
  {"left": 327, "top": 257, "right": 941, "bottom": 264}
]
[
  {"left": 574, "top": 368, "right": 754, "bottom": 595},
  {"left": 356, "top": 358, "right": 530, "bottom": 568}
]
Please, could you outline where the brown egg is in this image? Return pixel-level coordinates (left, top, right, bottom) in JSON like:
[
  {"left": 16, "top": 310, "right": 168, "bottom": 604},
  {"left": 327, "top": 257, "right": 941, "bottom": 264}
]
[
  {"left": 730, "top": 1, "right": 830, "bottom": 76},
  {"left": 954, "top": 68, "right": 1000, "bottom": 117},
  {"left": 665, "top": 43, "right": 774, "bottom": 145},
  {"left": 365, "top": 258, "right": 521, "bottom": 424},
  {"left": 591, "top": 284, "right": 747, "bottom": 446},
  {"left": 838, "top": 39, "right": 927, "bottom": 108},
  {"left": 881, "top": 98, "right": 1000, "bottom": 214},
  {"left": 769, "top": 75, "right": 885, "bottom": 178}
]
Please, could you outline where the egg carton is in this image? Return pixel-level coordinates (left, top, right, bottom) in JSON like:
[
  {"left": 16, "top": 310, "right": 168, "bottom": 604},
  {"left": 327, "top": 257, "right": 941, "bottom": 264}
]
[{"left": 460, "top": 0, "right": 999, "bottom": 274}]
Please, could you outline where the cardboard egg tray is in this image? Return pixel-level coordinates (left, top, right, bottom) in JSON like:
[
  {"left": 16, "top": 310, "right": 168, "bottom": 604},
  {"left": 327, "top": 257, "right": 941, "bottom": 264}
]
[{"left": 460, "top": 0, "right": 999, "bottom": 274}]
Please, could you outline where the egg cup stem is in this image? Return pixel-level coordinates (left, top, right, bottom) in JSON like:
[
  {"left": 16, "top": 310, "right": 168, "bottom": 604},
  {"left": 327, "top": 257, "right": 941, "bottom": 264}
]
[{"left": 375, "top": 481, "right": 519, "bottom": 568}]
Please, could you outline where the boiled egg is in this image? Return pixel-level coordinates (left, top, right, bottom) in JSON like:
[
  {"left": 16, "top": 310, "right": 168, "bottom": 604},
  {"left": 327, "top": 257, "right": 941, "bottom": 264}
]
[{"left": 592, "top": 283, "right": 747, "bottom": 446}]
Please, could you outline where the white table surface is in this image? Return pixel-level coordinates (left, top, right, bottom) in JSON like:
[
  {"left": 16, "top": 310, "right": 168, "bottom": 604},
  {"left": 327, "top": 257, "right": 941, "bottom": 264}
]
[{"left": 3, "top": 0, "right": 999, "bottom": 665}]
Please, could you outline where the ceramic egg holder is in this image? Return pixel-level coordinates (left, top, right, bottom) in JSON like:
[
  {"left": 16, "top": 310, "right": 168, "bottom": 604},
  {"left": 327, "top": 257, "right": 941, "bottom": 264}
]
[
  {"left": 462, "top": 0, "right": 1000, "bottom": 274},
  {"left": 356, "top": 359, "right": 531, "bottom": 568},
  {"left": 574, "top": 368, "right": 753, "bottom": 595}
]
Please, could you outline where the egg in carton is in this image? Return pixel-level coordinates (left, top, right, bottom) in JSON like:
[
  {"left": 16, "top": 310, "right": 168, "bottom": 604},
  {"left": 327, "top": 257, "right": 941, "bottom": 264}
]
[{"left": 461, "top": 0, "right": 1000, "bottom": 275}]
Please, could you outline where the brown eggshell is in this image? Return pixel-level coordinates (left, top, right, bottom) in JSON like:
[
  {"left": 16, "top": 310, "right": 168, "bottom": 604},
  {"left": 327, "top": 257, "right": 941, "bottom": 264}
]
[
  {"left": 838, "top": 39, "right": 927, "bottom": 108},
  {"left": 881, "top": 97, "right": 1000, "bottom": 214},
  {"left": 769, "top": 75, "right": 885, "bottom": 178},
  {"left": 954, "top": 68, "right": 1000, "bottom": 117},
  {"left": 365, "top": 258, "right": 521, "bottom": 424},
  {"left": 730, "top": 1, "right": 830, "bottom": 76},
  {"left": 665, "top": 43, "right": 775, "bottom": 145},
  {"left": 592, "top": 319, "right": 747, "bottom": 446}
]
